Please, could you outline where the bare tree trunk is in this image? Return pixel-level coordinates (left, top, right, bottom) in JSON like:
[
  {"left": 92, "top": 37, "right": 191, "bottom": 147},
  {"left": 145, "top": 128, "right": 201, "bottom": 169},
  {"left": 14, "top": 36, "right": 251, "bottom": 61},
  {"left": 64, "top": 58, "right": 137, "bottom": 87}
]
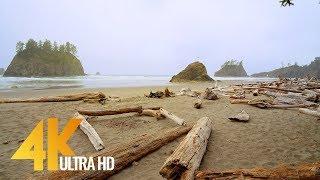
[
  {"left": 159, "top": 117, "right": 212, "bottom": 180},
  {"left": 74, "top": 113, "right": 105, "bottom": 151},
  {"left": 78, "top": 106, "right": 143, "bottom": 116},
  {"left": 44, "top": 126, "right": 192, "bottom": 179},
  {"left": 0, "top": 92, "right": 106, "bottom": 103}
]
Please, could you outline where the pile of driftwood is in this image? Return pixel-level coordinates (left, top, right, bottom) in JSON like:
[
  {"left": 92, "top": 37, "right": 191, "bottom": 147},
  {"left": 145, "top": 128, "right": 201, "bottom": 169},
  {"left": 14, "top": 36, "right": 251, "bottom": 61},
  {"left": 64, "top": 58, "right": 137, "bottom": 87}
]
[
  {"left": 146, "top": 87, "right": 175, "bottom": 98},
  {"left": 214, "top": 78, "right": 320, "bottom": 118}
]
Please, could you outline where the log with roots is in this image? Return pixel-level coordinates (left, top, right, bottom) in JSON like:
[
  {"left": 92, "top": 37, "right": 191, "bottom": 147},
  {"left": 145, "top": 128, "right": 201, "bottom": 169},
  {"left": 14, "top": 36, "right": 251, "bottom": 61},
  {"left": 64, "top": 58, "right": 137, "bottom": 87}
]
[
  {"left": 0, "top": 92, "right": 106, "bottom": 103},
  {"left": 164, "top": 87, "right": 175, "bottom": 97},
  {"left": 195, "top": 162, "right": 320, "bottom": 179},
  {"left": 74, "top": 113, "right": 105, "bottom": 151},
  {"left": 78, "top": 106, "right": 143, "bottom": 116},
  {"left": 159, "top": 117, "right": 212, "bottom": 180},
  {"left": 43, "top": 126, "right": 192, "bottom": 179},
  {"left": 229, "top": 110, "right": 250, "bottom": 122},
  {"left": 299, "top": 108, "right": 320, "bottom": 118},
  {"left": 160, "top": 108, "right": 186, "bottom": 126}
]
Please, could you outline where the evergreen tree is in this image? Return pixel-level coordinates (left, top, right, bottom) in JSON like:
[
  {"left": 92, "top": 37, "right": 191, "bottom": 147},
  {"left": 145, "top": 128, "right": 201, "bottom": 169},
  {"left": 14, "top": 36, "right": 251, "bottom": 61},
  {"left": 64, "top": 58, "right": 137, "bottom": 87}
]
[
  {"left": 59, "top": 44, "right": 66, "bottom": 52},
  {"left": 70, "top": 44, "right": 77, "bottom": 55},
  {"left": 25, "top": 39, "right": 38, "bottom": 51},
  {"left": 65, "top": 42, "right": 71, "bottom": 53},
  {"left": 16, "top": 41, "right": 25, "bottom": 54},
  {"left": 53, "top": 41, "right": 59, "bottom": 51},
  {"left": 43, "top": 39, "right": 52, "bottom": 51},
  {"left": 38, "top": 40, "right": 43, "bottom": 49}
]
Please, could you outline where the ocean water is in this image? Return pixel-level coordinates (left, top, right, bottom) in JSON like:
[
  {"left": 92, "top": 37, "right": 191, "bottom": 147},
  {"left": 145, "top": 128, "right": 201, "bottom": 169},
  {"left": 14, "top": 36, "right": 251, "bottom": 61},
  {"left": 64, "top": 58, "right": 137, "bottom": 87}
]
[{"left": 0, "top": 75, "right": 276, "bottom": 91}]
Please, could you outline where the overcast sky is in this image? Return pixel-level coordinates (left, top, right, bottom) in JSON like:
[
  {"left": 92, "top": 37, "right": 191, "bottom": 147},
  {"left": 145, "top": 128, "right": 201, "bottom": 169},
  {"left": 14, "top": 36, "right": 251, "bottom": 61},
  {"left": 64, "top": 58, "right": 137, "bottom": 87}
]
[{"left": 0, "top": 0, "right": 319, "bottom": 75}]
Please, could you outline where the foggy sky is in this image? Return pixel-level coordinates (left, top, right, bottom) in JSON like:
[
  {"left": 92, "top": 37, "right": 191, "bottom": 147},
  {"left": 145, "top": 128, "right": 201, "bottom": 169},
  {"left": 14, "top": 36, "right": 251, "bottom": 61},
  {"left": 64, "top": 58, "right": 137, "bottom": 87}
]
[{"left": 0, "top": 0, "right": 319, "bottom": 75}]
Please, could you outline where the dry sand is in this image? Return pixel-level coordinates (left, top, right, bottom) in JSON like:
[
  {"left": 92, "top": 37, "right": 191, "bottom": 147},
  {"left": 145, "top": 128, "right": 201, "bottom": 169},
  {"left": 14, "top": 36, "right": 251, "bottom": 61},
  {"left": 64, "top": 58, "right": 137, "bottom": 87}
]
[{"left": 0, "top": 82, "right": 319, "bottom": 179}]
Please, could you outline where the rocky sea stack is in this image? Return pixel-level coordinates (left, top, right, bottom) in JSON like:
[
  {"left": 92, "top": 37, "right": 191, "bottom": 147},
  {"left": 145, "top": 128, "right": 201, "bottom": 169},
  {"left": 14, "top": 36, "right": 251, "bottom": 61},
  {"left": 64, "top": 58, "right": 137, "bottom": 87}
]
[
  {"left": 170, "top": 61, "right": 214, "bottom": 82},
  {"left": 4, "top": 39, "right": 85, "bottom": 77},
  {"left": 214, "top": 60, "right": 248, "bottom": 77}
]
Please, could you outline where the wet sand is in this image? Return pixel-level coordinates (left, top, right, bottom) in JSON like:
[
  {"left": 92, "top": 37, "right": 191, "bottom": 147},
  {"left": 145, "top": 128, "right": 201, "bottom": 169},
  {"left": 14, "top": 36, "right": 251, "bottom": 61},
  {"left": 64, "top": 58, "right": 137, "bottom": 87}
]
[{"left": 0, "top": 82, "right": 319, "bottom": 179}]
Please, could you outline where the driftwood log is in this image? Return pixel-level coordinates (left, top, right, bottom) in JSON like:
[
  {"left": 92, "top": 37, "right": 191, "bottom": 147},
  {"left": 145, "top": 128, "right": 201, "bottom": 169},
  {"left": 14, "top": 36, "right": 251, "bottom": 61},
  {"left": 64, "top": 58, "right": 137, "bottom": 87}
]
[
  {"left": 299, "top": 108, "right": 320, "bottom": 118},
  {"left": 139, "top": 109, "right": 164, "bottom": 119},
  {"left": 159, "top": 117, "right": 212, "bottom": 180},
  {"left": 195, "top": 162, "right": 320, "bottom": 179},
  {"left": 0, "top": 92, "right": 106, "bottom": 103},
  {"left": 74, "top": 113, "right": 105, "bottom": 151},
  {"left": 160, "top": 108, "right": 186, "bottom": 126},
  {"left": 78, "top": 106, "right": 143, "bottom": 116},
  {"left": 44, "top": 126, "right": 192, "bottom": 179}
]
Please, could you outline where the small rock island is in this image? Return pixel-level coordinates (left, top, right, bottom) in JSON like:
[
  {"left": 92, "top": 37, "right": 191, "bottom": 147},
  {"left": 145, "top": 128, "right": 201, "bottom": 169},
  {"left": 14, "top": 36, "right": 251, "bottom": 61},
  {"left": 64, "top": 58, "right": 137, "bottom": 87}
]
[
  {"left": 4, "top": 39, "right": 85, "bottom": 77},
  {"left": 170, "top": 61, "right": 214, "bottom": 82},
  {"left": 214, "top": 60, "right": 248, "bottom": 77}
]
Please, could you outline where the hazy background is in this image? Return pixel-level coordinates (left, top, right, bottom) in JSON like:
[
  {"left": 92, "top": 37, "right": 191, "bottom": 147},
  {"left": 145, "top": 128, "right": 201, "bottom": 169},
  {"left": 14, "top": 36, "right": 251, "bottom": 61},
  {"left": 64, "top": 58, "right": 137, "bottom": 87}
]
[{"left": 0, "top": 0, "right": 319, "bottom": 76}]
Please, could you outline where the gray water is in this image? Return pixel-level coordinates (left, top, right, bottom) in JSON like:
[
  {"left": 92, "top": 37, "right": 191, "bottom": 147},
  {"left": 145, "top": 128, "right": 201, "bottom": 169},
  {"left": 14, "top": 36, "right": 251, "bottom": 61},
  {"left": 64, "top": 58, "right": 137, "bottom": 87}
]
[{"left": 0, "top": 75, "right": 276, "bottom": 91}]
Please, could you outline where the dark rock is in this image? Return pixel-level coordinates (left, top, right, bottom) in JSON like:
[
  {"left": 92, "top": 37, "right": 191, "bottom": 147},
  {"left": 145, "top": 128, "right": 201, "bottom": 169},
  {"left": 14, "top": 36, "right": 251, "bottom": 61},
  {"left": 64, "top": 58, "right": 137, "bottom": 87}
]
[
  {"left": 170, "top": 61, "right": 214, "bottom": 82},
  {"left": 4, "top": 51, "right": 85, "bottom": 77}
]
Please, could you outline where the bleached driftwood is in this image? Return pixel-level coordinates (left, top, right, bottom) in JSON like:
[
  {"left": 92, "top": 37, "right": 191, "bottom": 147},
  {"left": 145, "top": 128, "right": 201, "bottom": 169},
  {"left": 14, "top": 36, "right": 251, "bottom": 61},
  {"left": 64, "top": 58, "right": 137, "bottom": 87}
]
[
  {"left": 139, "top": 109, "right": 164, "bottom": 119},
  {"left": 229, "top": 110, "right": 250, "bottom": 122},
  {"left": 0, "top": 92, "right": 106, "bottom": 103},
  {"left": 299, "top": 108, "right": 320, "bottom": 118},
  {"left": 160, "top": 108, "right": 186, "bottom": 126},
  {"left": 159, "top": 117, "right": 212, "bottom": 180},
  {"left": 45, "top": 126, "right": 192, "bottom": 179},
  {"left": 78, "top": 106, "right": 143, "bottom": 116},
  {"left": 253, "top": 89, "right": 259, "bottom": 96},
  {"left": 177, "top": 88, "right": 201, "bottom": 97},
  {"left": 74, "top": 112, "right": 105, "bottom": 151},
  {"left": 194, "top": 99, "right": 202, "bottom": 109}
]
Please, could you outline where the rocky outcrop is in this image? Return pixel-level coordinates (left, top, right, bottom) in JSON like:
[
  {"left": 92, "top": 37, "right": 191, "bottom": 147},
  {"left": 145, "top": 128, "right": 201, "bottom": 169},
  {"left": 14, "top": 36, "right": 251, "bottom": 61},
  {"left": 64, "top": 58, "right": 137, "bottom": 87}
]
[
  {"left": 214, "top": 64, "right": 248, "bottom": 77},
  {"left": 170, "top": 61, "right": 214, "bottom": 82},
  {"left": 4, "top": 51, "right": 85, "bottom": 77},
  {"left": 0, "top": 68, "right": 4, "bottom": 75},
  {"left": 251, "top": 58, "right": 320, "bottom": 78}
]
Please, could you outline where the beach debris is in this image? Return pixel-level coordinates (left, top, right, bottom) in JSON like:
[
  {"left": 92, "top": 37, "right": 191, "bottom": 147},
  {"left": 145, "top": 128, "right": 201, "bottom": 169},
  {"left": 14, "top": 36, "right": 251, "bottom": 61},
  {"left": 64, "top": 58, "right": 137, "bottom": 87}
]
[
  {"left": 252, "top": 89, "right": 259, "bottom": 96},
  {"left": 202, "top": 88, "right": 218, "bottom": 100},
  {"left": 176, "top": 87, "right": 201, "bottom": 97},
  {"left": 45, "top": 126, "right": 192, "bottom": 179},
  {"left": 138, "top": 109, "right": 165, "bottom": 119},
  {"left": 78, "top": 106, "right": 144, "bottom": 116},
  {"left": 74, "top": 112, "right": 105, "bottom": 151},
  {"left": 195, "top": 162, "right": 320, "bottom": 179},
  {"left": 229, "top": 110, "right": 250, "bottom": 122},
  {"left": 0, "top": 92, "right": 106, "bottom": 103},
  {"left": 160, "top": 117, "right": 212, "bottom": 180},
  {"left": 159, "top": 108, "right": 186, "bottom": 126},
  {"left": 146, "top": 88, "right": 175, "bottom": 98},
  {"left": 299, "top": 108, "right": 320, "bottom": 118},
  {"left": 194, "top": 99, "right": 202, "bottom": 109}
]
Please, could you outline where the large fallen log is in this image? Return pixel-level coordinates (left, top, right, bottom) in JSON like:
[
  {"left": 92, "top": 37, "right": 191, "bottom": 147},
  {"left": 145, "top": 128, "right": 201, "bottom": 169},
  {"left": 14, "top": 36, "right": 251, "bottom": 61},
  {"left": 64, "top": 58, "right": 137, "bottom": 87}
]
[
  {"left": 138, "top": 109, "right": 164, "bottom": 119},
  {"left": 0, "top": 92, "right": 106, "bottom": 103},
  {"left": 160, "top": 108, "right": 186, "bottom": 126},
  {"left": 78, "top": 106, "right": 143, "bottom": 116},
  {"left": 299, "top": 108, "right": 320, "bottom": 118},
  {"left": 260, "top": 86, "right": 303, "bottom": 93},
  {"left": 159, "top": 117, "right": 212, "bottom": 180},
  {"left": 74, "top": 113, "right": 105, "bottom": 151},
  {"left": 44, "top": 126, "right": 192, "bottom": 179},
  {"left": 195, "top": 162, "right": 320, "bottom": 179}
]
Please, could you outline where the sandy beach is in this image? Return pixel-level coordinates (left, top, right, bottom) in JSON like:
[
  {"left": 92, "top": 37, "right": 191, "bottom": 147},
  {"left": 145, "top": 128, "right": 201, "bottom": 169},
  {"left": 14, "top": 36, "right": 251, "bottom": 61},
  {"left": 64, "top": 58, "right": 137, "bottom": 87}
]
[{"left": 0, "top": 81, "right": 319, "bottom": 179}]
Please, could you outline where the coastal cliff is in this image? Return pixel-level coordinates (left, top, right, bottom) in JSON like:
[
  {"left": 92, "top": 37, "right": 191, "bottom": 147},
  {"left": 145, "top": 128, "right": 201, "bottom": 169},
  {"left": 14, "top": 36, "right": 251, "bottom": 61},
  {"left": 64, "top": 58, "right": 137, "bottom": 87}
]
[
  {"left": 214, "top": 60, "right": 248, "bottom": 77},
  {"left": 170, "top": 61, "right": 214, "bottom": 82}
]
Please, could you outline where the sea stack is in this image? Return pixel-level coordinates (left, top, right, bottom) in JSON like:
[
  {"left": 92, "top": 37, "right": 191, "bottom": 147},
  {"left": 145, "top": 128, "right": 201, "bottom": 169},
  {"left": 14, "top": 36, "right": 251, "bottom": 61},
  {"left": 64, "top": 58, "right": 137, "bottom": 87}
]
[
  {"left": 214, "top": 60, "right": 248, "bottom": 77},
  {"left": 170, "top": 61, "right": 214, "bottom": 82},
  {"left": 4, "top": 39, "right": 85, "bottom": 77},
  {"left": 0, "top": 68, "right": 4, "bottom": 75}
]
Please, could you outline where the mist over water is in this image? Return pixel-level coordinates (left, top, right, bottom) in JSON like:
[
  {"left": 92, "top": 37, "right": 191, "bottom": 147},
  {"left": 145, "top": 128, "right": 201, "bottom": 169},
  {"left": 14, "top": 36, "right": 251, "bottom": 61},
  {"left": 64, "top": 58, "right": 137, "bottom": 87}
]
[{"left": 0, "top": 75, "right": 276, "bottom": 91}]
